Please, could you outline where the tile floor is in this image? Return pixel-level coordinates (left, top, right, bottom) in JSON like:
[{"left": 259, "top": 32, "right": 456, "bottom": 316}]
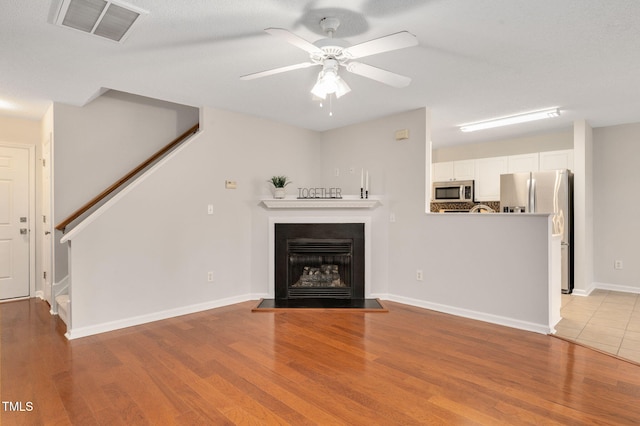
[{"left": 555, "top": 289, "right": 640, "bottom": 363}]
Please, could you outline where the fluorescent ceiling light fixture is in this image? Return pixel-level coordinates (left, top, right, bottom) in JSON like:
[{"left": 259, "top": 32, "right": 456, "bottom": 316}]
[
  {"left": 459, "top": 108, "right": 560, "bottom": 132},
  {"left": 0, "top": 99, "right": 18, "bottom": 110}
]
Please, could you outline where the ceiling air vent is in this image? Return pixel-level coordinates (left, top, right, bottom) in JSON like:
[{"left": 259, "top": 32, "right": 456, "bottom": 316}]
[{"left": 55, "top": 0, "right": 147, "bottom": 43}]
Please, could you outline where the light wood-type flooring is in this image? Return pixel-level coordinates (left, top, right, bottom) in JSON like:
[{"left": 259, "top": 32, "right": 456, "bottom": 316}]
[{"left": 2, "top": 298, "right": 640, "bottom": 425}]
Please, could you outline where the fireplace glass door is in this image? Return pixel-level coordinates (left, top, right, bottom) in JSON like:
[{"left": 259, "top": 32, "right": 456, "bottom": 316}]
[{"left": 287, "top": 239, "right": 352, "bottom": 298}]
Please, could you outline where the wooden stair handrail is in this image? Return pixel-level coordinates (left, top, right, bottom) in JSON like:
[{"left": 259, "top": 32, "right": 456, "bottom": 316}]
[{"left": 55, "top": 123, "right": 200, "bottom": 232}]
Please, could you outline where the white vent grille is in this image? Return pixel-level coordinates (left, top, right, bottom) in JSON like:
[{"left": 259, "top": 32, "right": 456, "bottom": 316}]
[{"left": 55, "top": 0, "right": 147, "bottom": 43}]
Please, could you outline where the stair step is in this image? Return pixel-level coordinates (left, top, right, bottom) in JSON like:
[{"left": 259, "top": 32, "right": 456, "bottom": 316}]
[
  {"left": 55, "top": 294, "right": 70, "bottom": 326},
  {"left": 56, "top": 294, "right": 69, "bottom": 308}
]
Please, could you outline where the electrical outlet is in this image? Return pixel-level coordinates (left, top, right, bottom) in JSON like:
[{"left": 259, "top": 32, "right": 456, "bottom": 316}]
[
  {"left": 416, "top": 270, "right": 424, "bottom": 281},
  {"left": 207, "top": 204, "right": 214, "bottom": 215},
  {"left": 207, "top": 271, "right": 214, "bottom": 282},
  {"left": 389, "top": 213, "right": 396, "bottom": 223},
  {"left": 614, "top": 260, "right": 623, "bottom": 270}
]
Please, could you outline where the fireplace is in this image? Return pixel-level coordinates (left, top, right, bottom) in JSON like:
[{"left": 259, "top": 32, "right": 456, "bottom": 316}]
[{"left": 275, "top": 223, "right": 365, "bottom": 301}]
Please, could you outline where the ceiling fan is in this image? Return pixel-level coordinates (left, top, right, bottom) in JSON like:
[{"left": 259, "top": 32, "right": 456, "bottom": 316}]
[{"left": 240, "top": 17, "right": 418, "bottom": 100}]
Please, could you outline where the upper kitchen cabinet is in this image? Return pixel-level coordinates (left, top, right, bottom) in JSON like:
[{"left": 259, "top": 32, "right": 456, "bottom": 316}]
[
  {"left": 508, "top": 153, "right": 539, "bottom": 173},
  {"left": 540, "top": 149, "right": 574, "bottom": 171},
  {"left": 475, "top": 156, "right": 508, "bottom": 201},
  {"left": 432, "top": 160, "right": 475, "bottom": 182},
  {"left": 432, "top": 162, "right": 453, "bottom": 182}
]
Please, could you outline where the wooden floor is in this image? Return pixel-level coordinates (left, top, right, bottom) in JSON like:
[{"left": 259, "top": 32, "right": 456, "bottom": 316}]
[{"left": 2, "top": 299, "right": 640, "bottom": 425}]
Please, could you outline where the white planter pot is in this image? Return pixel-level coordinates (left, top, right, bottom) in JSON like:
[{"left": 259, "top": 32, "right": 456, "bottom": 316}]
[{"left": 274, "top": 187, "right": 286, "bottom": 199}]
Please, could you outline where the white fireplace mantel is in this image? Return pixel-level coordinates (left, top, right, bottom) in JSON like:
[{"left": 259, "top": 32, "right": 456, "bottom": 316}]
[{"left": 262, "top": 196, "right": 380, "bottom": 209}]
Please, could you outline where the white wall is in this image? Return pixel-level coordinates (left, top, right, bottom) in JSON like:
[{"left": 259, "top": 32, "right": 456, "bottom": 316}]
[
  {"left": 395, "top": 214, "right": 554, "bottom": 330},
  {"left": 53, "top": 91, "right": 199, "bottom": 281},
  {"left": 53, "top": 90, "right": 199, "bottom": 223},
  {"left": 593, "top": 123, "right": 640, "bottom": 291},
  {"left": 433, "top": 130, "right": 573, "bottom": 162},
  {"left": 0, "top": 116, "right": 41, "bottom": 143},
  {"left": 320, "top": 108, "right": 430, "bottom": 296},
  {"left": 66, "top": 107, "right": 321, "bottom": 336}
]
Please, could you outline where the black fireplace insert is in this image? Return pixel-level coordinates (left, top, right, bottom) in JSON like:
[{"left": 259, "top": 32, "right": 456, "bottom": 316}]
[{"left": 275, "top": 223, "right": 365, "bottom": 300}]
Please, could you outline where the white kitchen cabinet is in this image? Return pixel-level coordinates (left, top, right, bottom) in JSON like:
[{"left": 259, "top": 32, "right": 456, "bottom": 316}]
[
  {"left": 539, "top": 149, "right": 574, "bottom": 171},
  {"left": 452, "top": 160, "right": 476, "bottom": 180},
  {"left": 432, "top": 160, "right": 475, "bottom": 182},
  {"left": 508, "top": 153, "right": 539, "bottom": 173},
  {"left": 432, "top": 162, "right": 453, "bottom": 182},
  {"left": 474, "top": 156, "right": 508, "bottom": 201}
]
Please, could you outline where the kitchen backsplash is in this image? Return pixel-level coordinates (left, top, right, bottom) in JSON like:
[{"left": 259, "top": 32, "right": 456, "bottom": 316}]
[{"left": 430, "top": 201, "right": 500, "bottom": 213}]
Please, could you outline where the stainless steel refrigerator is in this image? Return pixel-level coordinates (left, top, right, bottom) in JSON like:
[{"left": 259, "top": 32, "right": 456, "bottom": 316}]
[{"left": 500, "top": 170, "right": 573, "bottom": 293}]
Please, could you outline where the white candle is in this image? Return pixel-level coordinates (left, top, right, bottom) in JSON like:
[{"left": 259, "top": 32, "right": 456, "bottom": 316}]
[
  {"left": 366, "top": 171, "right": 369, "bottom": 191},
  {"left": 361, "top": 169, "right": 364, "bottom": 188}
]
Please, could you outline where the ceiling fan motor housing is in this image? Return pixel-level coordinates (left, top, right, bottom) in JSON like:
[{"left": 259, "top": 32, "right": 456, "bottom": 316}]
[
  {"left": 310, "top": 17, "right": 351, "bottom": 64},
  {"left": 312, "top": 38, "right": 350, "bottom": 63}
]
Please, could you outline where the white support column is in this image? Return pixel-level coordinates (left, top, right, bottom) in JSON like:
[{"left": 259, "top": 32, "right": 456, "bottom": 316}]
[{"left": 573, "top": 120, "right": 594, "bottom": 294}]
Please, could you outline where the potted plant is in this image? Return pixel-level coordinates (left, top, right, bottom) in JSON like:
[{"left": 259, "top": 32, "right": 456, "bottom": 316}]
[{"left": 268, "top": 175, "right": 291, "bottom": 199}]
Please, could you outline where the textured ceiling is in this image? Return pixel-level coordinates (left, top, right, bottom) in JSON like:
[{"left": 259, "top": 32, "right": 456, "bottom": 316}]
[{"left": 2, "top": 0, "right": 640, "bottom": 147}]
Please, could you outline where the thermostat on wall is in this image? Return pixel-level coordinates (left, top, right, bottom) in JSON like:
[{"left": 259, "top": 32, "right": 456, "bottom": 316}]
[{"left": 225, "top": 180, "right": 237, "bottom": 189}]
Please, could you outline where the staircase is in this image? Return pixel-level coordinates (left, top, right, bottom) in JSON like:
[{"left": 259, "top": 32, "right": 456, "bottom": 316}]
[{"left": 54, "top": 122, "right": 200, "bottom": 334}]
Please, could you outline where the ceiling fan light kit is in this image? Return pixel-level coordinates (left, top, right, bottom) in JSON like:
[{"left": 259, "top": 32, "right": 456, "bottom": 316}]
[
  {"left": 310, "top": 59, "right": 351, "bottom": 99},
  {"left": 459, "top": 108, "right": 561, "bottom": 132},
  {"left": 241, "top": 17, "right": 418, "bottom": 110}
]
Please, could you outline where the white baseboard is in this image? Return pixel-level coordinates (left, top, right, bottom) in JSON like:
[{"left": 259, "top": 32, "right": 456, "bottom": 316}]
[
  {"left": 593, "top": 282, "right": 640, "bottom": 294},
  {"left": 65, "top": 294, "right": 254, "bottom": 340},
  {"left": 572, "top": 282, "right": 640, "bottom": 297},
  {"left": 0, "top": 296, "right": 30, "bottom": 304},
  {"left": 250, "top": 292, "right": 270, "bottom": 300},
  {"left": 379, "top": 294, "right": 552, "bottom": 335},
  {"left": 65, "top": 291, "right": 559, "bottom": 339},
  {"left": 35, "top": 291, "right": 44, "bottom": 300}
]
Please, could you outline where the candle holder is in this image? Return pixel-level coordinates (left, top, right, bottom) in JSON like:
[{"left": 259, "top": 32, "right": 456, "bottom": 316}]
[
  {"left": 360, "top": 187, "right": 364, "bottom": 199},
  {"left": 365, "top": 190, "right": 369, "bottom": 199}
]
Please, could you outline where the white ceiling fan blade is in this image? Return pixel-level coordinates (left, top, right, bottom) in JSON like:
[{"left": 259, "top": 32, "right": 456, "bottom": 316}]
[
  {"left": 265, "top": 28, "right": 323, "bottom": 55},
  {"left": 343, "top": 31, "right": 418, "bottom": 59},
  {"left": 240, "top": 62, "right": 318, "bottom": 80},
  {"left": 346, "top": 62, "right": 412, "bottom": 88}
]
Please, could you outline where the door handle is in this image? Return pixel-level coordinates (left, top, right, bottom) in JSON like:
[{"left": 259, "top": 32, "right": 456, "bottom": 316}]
[
  {"left": 20, "top": 228, "right": 28, "bottom": 235},
  {"left": 45, "top": 231, "right": 51, "bottom": 235}
]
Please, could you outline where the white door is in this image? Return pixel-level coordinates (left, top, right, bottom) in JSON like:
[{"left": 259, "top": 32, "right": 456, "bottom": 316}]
[{"left": 0, "top": 146, "right": 30, "bottom": 300}]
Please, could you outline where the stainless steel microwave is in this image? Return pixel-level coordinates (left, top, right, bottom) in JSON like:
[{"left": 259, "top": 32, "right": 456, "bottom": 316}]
[{"left": 432, "top": 180, "right": 474, "bottom": 202}]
